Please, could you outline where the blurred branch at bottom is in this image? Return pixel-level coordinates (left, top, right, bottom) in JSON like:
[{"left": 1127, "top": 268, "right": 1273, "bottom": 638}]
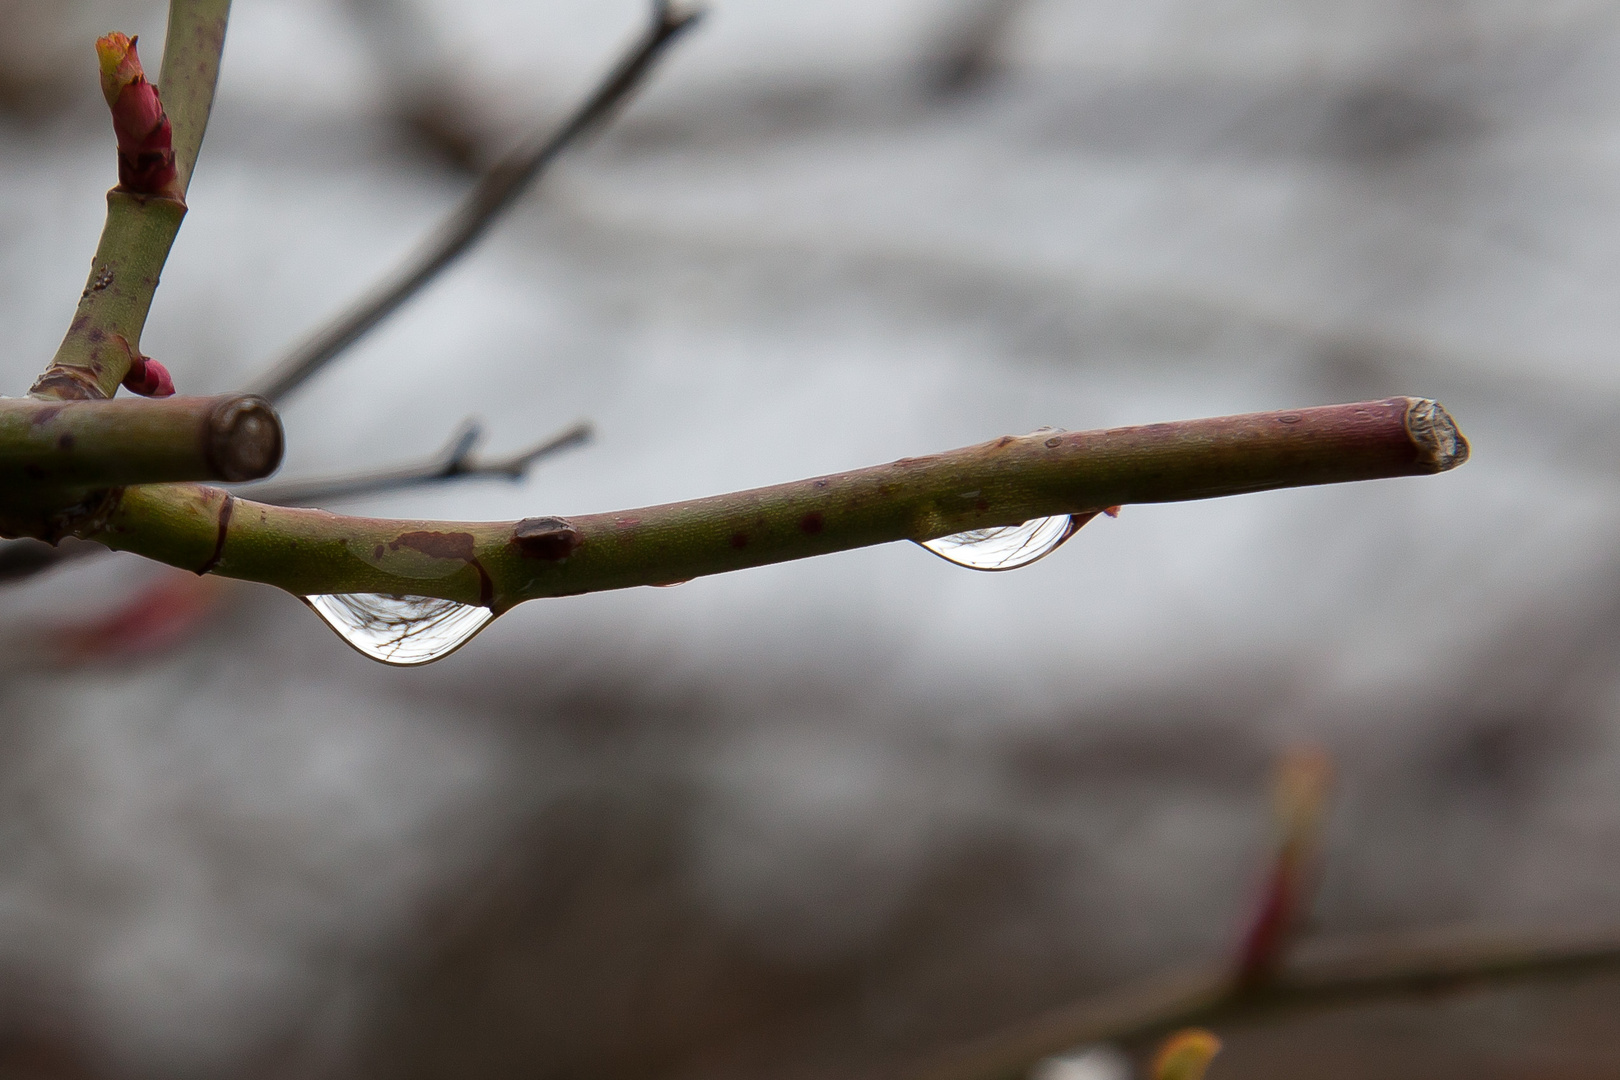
[
  {"left": 903, "top": 749, "right": 1609, "bottom": 1080},
  {"left": 898, "top": 923, "right": 1620, "bottom": 1080}
]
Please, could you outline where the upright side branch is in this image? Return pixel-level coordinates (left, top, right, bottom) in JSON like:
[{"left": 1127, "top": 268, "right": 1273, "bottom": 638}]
[
  {"left": 83, "top": 399, "right": 1466, "bottom": 606},
  {"left": 30, "top": 1, "right": 231, "bottom": 402},
  {"left": 160, "top": 0, "right": 233, "bottom": 194}
]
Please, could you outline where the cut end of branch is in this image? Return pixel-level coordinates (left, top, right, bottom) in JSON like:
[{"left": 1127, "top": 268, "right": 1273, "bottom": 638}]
[
  {"left": 1405, "top": 398, "right": 1469, "bottom": 473},
  {"left": 206, "top": 396, "right": 284, "bottom": 483}
]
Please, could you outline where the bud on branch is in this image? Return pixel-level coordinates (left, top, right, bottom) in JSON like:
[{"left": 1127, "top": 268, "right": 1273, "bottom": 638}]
[
  {"left": 122, "top": 355, "right": 176, "bottom": 398},
  {"left": 96, "top": 33, "right": 181, "bottom": 198}
]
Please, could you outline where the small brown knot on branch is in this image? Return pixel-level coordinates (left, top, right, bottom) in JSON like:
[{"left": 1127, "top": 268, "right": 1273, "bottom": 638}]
[
  {"left": 205, "top": 396, "right": 284, "bottom": 483},
  {"left": 512, "top": 517, "right": 581, "bottom": 561},
  {"left": 96, "top": 33, "right": 181, "bottom": 199}
]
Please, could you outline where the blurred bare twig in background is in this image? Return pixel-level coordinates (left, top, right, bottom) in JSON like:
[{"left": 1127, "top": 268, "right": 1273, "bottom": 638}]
[
  {"left": 251, "top": 0, "right": 704, "bottom": 405},
  {"left": 921, "top": 0, "right": 1031, "bottom": 97},
  {"left": 237, "top": 418, "right": 590, "bottom": 506}
]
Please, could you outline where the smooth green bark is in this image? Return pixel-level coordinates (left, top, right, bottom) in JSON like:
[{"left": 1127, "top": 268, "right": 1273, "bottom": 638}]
[
  {"left": 0, "top": 394, "right": 281, "bottom": 487},
  {"left": 85, "top": 399, "right": 1466, "bottom": 607},
  {"left": 30, "top": 0, "right": 229, "bottom": 401},
  {"left": 32, "top": 194, "right": 187, "bottom": 400},
  {"left": 159, "top": 0, "right": 232, "bottom": 194}
]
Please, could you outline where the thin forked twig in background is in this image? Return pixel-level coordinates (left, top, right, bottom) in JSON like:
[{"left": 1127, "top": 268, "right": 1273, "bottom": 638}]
[
  {"left": 0, "top": 420, "right": 589, "bottom": 579},
  {"left": 249, "top": 1, "right": 704, "bottom": 404},
  {"left": 237, "top": 419, "right": 590, "bottom": 506}
]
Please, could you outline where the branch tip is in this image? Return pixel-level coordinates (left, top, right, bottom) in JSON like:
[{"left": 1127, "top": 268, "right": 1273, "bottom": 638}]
[
  {"left": 206, "top": 396, "right": 284, "bottom": 483},
  {"left": 1405, "top": 398, "right": 1468, "bottom": 472}
]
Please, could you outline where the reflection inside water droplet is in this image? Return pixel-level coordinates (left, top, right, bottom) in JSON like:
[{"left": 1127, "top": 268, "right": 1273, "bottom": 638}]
[
  {"left": 303, "top": 593, "right": 494, "bottom": 665},
  {"left": 919, "top": 513, "right": 1092, "bottom": 571}
]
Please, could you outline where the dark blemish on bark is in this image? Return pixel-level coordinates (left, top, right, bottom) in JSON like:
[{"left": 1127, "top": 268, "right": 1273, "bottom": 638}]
[
  {"left": 975, "top": 499, "right": 989, "bottom": 512},
  {"left": 730, "top": 532, "right": 749, "bottom": 549},
  {"left": 814, "top": 479, "right": 828, "bottom": 489},
  {"left": 23, "top": 465, "right": 45, "bottom": 480},
  {"left": 471, "top": 558, "right": 494, "bottom": 606},
  {"left": 996, "top": 436, "right": 1014, "bottom": 447},
  {"left": 85, "top": 328, "right": 105, "bottom": 344},
  {"left": 513, "top": 517, "right": 582, "bottom": 561},
  {"left": 372, "top": 544, "right": 385, "bottom": 561},
  {"left": 57, "top": 433, "right": 75, "bottom": 451},
  {"left": 799, "top": 511, "right": 824, "bottom": 534},
  {"left": 30, "top": 406, "right": 64, "bottom": 427},
  {"left": 197, "top": 493, "right": 234, "bottom": 575},
  {"left": 389, "top": 530, "right": 476, "bottom": 561}
]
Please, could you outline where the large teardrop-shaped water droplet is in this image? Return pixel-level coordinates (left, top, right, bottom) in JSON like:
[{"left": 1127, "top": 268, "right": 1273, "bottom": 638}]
[
  {"left": 919, "top": 513, "right": 1091, "bottom": 571},
  {"left": 303, "top": 593, "right": 494, "bottom": 666}
]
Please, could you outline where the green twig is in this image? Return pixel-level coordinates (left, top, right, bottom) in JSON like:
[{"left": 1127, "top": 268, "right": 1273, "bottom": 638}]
[
  {"left": 0, "top": 394, "right": 281, "bottom": 488},
  {"left": 30, "top": 0, "right": 231, "bottom": 401},
  {"left": 82, "top": 398, "right": 1465, "bottom": 605},
  {"left": 160, "top": 0, "right": 233, "bottom": 194},
  {"left": 30, "top": 193, "right": 187, "bottom": 401}
]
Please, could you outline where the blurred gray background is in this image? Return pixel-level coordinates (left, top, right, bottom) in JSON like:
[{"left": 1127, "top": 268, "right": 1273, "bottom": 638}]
[{"left": 3, "top": 0, "right": 1620, "bottom": 1076}]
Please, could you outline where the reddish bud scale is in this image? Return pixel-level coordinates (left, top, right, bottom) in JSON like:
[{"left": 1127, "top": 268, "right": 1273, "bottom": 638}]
[
  {"left": 95, "top": 33, "right": 179, "bottom": 196},
  {"left": 122, "top": 357, "right": 176, "bottom": 398}
]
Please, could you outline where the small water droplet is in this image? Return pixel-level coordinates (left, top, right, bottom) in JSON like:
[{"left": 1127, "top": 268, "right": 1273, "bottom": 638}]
[
  {"left": 920, "top": 514, "right": 1090, "bottom": 571},
  {"left": 303, "top": 593, "right": 494, "bottom": 665}
]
